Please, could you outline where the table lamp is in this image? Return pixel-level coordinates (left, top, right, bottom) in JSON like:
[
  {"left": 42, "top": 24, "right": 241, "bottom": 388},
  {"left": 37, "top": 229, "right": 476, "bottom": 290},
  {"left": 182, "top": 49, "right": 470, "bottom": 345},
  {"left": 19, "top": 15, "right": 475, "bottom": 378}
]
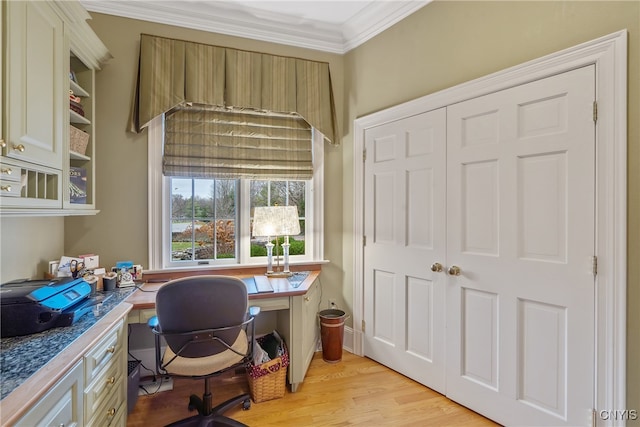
[{"left": 252, "top": 206, "right": 300, "bottom": 277}]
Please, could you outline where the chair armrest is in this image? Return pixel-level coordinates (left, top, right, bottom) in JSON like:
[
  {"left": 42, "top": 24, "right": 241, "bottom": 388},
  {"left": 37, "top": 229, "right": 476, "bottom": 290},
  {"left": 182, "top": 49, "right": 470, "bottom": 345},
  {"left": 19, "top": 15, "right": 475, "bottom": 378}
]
[
  {"left": 148, "top": 315, "right": 159, "bottom": 329},
  {"left": 249, "top": 306, "right": 261, "bottom": 317}
]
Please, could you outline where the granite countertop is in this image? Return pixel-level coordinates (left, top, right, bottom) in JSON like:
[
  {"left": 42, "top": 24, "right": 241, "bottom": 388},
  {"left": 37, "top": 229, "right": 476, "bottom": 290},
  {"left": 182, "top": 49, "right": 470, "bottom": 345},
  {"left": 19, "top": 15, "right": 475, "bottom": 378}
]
[{"left": 0, "top": 287, "right": 134, "bottom": 400}]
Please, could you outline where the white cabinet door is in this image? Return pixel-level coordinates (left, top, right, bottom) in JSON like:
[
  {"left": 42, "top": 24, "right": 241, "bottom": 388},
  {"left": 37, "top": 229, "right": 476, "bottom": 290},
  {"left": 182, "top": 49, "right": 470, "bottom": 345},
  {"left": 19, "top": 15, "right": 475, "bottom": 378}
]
[
  {"left": 15, "top": 361, "right": 84, "bottom": 427},
  {"left": 363, "top": 108, "right": 447, "bottom": 394},
  {"left": 445, "top": 65, "right": 596, "bottom": 426},
  {"left": 4, "top": 0, "right": 65, "bottom": 170}
]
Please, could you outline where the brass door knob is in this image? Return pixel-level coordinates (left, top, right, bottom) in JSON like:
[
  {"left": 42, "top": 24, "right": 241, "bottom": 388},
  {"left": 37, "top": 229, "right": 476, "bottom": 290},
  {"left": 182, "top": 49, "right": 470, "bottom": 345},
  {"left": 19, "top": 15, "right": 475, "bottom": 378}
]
[
  {"left": 0, "top": 139, "right": 6, "bottom": 148},
  {"left": 430, "top": 263, "right": 443, "bottom": 272},
  {"left": 448, "top": 265, "right": 461, "bottom": 276}
]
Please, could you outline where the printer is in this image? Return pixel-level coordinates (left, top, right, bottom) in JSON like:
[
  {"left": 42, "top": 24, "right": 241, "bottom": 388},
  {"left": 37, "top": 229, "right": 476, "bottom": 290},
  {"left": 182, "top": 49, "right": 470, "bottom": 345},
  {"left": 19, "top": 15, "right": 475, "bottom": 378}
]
[{"left": 0, "top": 277, "right": 94, "bottom": 338}]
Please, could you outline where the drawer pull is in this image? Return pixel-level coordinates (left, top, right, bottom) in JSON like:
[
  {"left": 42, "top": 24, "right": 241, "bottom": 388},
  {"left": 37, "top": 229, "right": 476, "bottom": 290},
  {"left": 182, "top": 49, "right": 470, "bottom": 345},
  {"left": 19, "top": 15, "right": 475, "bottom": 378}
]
[
  {"left": 0, "top": 139, "right": 5, "bottom": 148},
  {"left": 1, "top": 168, "right": 12, "bottom": 175},
  {"left": 12, "top": 144, "right": 25, "bottom": 152},
  {"left": 304, "top": 296, "right": 311, "bottom": 302},
  {"left": 106, "top": 345, "right": 116, "bottom": 354},
  {"left": 107, "top": 376, "right": 116, "bottom": 385},
  {"left": 107, "top": 407, "right": 116, "bottom": 417},
  {"left": 1, "top": 185, "right": 11, "bottom": 192}
]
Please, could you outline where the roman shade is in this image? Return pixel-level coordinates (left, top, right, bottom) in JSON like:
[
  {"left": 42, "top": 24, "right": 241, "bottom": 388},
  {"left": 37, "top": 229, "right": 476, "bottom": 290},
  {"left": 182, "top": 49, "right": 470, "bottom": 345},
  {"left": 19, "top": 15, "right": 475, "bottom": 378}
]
[
  {"left": 164, "top": 106, "right": 313, "bottom": 179},
  {"left": 129, "top": 34, "right": 338, "bottom": 147}
]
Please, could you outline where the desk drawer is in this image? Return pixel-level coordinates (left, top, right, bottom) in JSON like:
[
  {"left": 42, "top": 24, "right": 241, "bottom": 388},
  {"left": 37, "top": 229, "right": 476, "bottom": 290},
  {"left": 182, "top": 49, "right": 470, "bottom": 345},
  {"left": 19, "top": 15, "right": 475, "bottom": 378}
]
[
  {"left": 254, "top": 296, "right": 289, "bottom": 311},
  {"left": 85, "top": 380, "right": 126, "bottom": 427},
  {"left": 85, "top": 319, "right": 124, "bottom": 384},
  {"left": 84, "top": 349, "right": 124, "bottom": 421}
]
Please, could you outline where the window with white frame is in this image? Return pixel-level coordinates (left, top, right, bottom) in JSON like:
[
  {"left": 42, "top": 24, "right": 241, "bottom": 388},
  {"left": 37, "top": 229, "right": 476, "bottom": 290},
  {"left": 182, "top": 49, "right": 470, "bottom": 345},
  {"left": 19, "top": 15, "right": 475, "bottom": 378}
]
[{"left": 147, "top": 116, "right": 324, "bottom": 270}]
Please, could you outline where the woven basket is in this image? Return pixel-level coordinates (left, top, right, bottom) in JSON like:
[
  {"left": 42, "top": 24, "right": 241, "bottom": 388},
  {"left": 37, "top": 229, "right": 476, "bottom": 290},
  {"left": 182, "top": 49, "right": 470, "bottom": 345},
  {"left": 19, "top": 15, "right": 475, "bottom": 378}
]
[
  {"left": 70, "top": 126, "right": 89, "bottom": 155},
  {"left": 247, "top": 343, "right": 289, "bottom": 403}
]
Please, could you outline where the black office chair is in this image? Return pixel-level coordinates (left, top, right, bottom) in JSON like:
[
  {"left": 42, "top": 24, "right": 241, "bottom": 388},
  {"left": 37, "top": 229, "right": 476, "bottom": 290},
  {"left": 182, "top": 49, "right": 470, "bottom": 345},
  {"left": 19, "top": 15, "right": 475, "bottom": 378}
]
[{"left": 148, "top": 275, "right": 260, "bottom": 427}]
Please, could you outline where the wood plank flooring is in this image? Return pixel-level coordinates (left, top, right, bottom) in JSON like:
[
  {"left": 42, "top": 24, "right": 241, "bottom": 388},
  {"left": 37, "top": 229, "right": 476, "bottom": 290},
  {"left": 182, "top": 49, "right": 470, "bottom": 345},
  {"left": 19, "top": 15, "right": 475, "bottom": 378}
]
[{"left": 127, "top": 352, "right": 499, "bottom": 426}]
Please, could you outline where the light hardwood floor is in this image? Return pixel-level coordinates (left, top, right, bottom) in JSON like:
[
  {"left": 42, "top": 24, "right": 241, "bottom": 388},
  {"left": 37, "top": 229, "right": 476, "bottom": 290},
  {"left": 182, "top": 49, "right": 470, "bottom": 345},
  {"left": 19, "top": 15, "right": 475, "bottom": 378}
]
[{"left": 127, "top": 351, "right": 499, "bottom": 426}]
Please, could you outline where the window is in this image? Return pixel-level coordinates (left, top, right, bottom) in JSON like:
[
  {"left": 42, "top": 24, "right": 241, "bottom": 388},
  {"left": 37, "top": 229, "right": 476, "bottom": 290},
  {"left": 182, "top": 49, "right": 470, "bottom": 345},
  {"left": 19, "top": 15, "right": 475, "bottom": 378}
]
[{"left": 148, "top": 116, "right": 324, "bottom": 270}]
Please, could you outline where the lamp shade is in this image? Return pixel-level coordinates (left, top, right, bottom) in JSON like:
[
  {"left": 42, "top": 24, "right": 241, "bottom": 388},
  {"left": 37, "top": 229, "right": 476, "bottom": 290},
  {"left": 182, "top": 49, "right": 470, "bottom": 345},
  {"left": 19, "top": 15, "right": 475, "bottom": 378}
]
[{"left": 252, "top": 206, "right": 300, "bottom": 237}]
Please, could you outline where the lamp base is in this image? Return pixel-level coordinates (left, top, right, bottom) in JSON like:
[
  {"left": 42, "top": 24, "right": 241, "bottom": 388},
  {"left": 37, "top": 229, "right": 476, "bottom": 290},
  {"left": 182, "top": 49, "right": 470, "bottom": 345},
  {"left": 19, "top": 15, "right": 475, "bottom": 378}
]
[{"left": 265, "top": 271, "right": 293, "bottom": 278}]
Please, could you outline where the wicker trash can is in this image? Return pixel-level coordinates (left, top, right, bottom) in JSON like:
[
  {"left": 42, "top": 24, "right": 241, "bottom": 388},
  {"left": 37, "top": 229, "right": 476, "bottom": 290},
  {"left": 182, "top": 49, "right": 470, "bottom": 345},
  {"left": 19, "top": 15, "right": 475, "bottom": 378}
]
[{"left": 247, "top": 337, "right": 289, "bottom": 403}]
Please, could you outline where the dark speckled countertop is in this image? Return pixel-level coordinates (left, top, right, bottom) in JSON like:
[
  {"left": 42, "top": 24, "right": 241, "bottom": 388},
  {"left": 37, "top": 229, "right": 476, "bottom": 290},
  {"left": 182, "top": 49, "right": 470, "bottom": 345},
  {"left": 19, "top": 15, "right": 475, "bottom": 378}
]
[{"left": 0, "top": 287, "right": 134, "bottom": 400}]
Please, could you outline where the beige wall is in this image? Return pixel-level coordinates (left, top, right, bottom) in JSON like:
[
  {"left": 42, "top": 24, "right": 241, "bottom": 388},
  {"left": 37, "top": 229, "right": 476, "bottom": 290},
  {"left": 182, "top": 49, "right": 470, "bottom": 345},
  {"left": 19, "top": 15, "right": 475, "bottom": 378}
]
[
  {"left": 343, "top": 0, "right": 639, "bottom": 419},
  {"left": 0, "top": 217, "right": 64, "bottom": 283}
]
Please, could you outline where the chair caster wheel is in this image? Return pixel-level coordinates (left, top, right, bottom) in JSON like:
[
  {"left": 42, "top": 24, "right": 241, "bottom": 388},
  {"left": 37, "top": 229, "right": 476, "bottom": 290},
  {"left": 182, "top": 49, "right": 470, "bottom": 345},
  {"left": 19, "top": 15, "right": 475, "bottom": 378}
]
[
  {"left": 242, "top": 399, "right": 251, "bottom": 410},
  {"left": 188, "top": 395, "right": 203, "bottom": 414}
]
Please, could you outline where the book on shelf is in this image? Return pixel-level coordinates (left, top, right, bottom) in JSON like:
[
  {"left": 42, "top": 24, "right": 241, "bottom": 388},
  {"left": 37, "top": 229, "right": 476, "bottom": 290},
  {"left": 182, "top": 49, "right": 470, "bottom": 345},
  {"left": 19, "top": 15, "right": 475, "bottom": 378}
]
[{"left": 69, "top": 167, "right": 87, "bottom": 204}]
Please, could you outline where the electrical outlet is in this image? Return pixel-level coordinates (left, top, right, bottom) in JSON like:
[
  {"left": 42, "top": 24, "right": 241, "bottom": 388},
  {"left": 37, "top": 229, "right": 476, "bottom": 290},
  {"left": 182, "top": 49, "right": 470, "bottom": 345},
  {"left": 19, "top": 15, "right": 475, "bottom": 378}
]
[{"left": 329, "top": 299, "right": 337, "bottom": 309}]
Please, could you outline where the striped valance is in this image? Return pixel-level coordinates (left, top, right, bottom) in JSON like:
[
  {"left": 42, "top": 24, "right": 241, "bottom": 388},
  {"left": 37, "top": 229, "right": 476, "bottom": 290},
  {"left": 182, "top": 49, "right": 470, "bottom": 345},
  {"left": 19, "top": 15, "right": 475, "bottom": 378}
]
[
  {"left": 129, "top": 34, "right": 338, "bottom": 145},
  {"left": 163, "top": 106, "right": 313, "bottom": 179}
]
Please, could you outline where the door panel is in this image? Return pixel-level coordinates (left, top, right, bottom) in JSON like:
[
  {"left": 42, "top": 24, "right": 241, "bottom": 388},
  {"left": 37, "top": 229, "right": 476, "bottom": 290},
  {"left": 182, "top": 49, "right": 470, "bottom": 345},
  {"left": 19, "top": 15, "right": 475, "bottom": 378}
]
[
  {"left": 363, "top": 108, "right": 447, "bottom": 394},
  {"left": 461, "top": 288, "right": 499, "bottom": 390},
  {"left": 446, "top": 65, "right": 595, "bottom": 426}
]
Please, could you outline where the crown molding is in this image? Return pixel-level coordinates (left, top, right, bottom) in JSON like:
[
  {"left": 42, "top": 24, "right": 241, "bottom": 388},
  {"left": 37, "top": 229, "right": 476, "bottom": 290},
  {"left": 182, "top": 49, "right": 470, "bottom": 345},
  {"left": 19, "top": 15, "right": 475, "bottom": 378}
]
[
  {"left": 343, "top": 1, "right": 429, "bottom": 52},
  {"left": 80, "top": 0, "right": 430, "bottom": 54}
]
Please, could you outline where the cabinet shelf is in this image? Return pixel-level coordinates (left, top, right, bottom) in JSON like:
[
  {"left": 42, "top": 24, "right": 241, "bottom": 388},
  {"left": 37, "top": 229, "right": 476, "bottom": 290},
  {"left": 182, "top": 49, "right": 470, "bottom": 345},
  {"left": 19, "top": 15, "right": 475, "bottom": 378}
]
[
  {"left": 69, "top": 109, "right": 90, "bottom": 125},
  {"left": 69, "top": 150, "right": 90, "bottom": 161},
  {"left": 69, "top": 79, "right": 89, "bottom": 98}
]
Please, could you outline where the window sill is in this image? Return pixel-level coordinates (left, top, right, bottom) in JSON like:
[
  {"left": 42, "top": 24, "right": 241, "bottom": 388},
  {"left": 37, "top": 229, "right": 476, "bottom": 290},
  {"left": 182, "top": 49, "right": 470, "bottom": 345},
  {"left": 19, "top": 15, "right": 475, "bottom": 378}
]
[{"left": 143, "top": 260, "right": 328, "bottom": 282}]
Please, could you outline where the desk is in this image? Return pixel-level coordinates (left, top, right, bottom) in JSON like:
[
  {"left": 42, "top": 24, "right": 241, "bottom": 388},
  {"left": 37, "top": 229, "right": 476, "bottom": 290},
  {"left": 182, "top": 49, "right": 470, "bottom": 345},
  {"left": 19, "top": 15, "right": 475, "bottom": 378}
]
[{"left": 126, "top": 270, "right": 321, "bottom": 392}]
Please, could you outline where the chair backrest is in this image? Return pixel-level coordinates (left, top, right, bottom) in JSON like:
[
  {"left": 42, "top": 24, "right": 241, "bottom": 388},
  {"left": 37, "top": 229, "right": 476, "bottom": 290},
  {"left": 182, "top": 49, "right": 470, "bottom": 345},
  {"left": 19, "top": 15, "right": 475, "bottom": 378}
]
[{"left": 155, "top": 275, "right": 248, "bottom": 358}]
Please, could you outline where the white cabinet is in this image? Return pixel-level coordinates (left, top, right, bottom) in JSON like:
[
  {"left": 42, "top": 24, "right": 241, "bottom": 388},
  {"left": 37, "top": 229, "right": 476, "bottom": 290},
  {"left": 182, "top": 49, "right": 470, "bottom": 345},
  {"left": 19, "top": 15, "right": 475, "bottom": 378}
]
[
  {"left": 4, "top": 0, "right": 66, "bottom": 171},
  {"left": 0, "top": 0, "right": 110, "bottom": 215},
  {"left": 279, "top": 278, "right": 321, "bottom": 392},
  {"left": 14, "top": 361, "right": 84, "bottom": 427},
  {"left": 2, "top": 0, "right": 66, "bottom": 208},
  {"left": 13, "top": 320, "right": 127, "bottom": 427}
]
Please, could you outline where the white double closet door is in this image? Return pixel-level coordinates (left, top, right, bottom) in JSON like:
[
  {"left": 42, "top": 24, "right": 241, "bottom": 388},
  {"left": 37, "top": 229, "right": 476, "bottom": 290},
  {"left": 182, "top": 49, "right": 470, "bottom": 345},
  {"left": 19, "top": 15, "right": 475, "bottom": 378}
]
[{"left": 363, "top": 65, "right": 596, "bottom": 426}]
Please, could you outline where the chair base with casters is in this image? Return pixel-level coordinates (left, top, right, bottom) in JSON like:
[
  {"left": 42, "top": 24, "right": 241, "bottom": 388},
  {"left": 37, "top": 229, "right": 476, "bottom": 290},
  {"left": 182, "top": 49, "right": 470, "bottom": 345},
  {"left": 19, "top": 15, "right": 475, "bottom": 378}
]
[
  {"left": 148, "top": 276, "right": 261, "bottom": 427},
  {"left": 165, "top": 377, "right": 251, "bottom": 427}
]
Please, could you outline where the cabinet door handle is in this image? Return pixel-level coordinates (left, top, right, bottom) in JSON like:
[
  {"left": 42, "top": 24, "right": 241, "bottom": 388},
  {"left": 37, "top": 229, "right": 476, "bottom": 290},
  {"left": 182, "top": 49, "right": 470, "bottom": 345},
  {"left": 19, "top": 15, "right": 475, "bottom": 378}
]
[
  {"left": 1, "top": 185, "right": 11, "bottom": 192},
  {"left": 106, "top": 376, "right": 116, "bottom": 385},
  {"left": 107, "top": 407, "right": 116, "bottom": 417},
  {"left": 12, "top": 144, "right": 25, "bottom": 152},
  {"left": 106, "top": 345, "right": 116, "bottom": 354},
  {"left": 1, "top": 168, "right": 12, "bottom": 175},
  {"left": 0, "top": 139, "right": 6, "bottom": 148}
]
